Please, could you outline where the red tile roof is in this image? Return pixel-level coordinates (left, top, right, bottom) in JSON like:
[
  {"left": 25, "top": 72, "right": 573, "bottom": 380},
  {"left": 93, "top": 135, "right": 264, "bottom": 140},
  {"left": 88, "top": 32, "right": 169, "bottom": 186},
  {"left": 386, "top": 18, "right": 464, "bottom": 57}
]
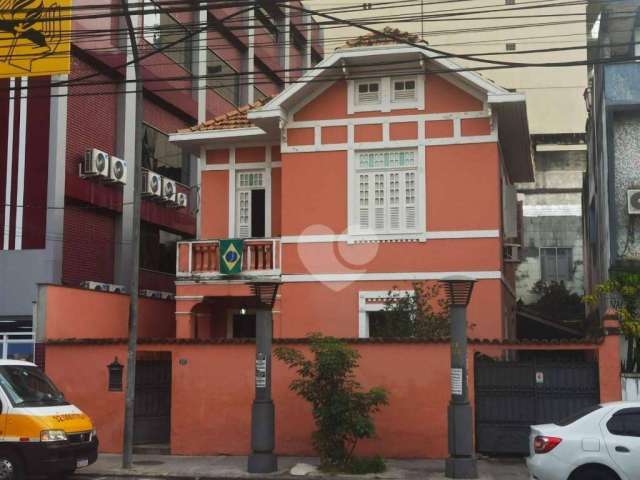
[
  {"left": 179, "top": 96, "right": 273, "bottom": 133},
  {"left": 341, "top": 27, "right": 425, "bottom": 49}
]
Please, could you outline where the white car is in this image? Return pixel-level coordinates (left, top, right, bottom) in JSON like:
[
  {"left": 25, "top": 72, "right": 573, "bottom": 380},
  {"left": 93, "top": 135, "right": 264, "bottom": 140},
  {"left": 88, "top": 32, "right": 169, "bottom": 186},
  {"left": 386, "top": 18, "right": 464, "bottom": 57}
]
[{"left": 527, "top": 401, "right": 640, "bottom": 480}]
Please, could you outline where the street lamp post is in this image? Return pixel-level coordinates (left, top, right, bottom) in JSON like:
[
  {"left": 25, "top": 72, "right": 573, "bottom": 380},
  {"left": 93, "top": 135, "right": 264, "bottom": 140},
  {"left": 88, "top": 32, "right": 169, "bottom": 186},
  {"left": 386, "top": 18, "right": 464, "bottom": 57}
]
[
  {"left": 442, "top": 276, "right": 478, "bottom": 479},
  {"left": 247, "top": 281, "right": 280, "bottom": 474}
]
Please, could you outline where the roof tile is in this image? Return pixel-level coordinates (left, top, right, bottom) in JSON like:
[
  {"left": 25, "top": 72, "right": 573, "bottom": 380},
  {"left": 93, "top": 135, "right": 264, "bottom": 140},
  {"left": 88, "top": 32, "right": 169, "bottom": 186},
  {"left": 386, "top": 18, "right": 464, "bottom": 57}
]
[{"left": 179, "top": 96, "right": 274, "bottom": 133}]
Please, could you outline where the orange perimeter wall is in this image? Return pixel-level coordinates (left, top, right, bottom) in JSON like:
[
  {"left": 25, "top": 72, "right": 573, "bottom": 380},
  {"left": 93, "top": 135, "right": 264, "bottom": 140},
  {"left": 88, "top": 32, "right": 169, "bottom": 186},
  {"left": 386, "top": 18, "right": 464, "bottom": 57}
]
[
  {"left": 44, "top": 334, "right": 621, "bottom": 458},
  {"left": 39, "top": 285, "right": 176, "bottom": 340}
]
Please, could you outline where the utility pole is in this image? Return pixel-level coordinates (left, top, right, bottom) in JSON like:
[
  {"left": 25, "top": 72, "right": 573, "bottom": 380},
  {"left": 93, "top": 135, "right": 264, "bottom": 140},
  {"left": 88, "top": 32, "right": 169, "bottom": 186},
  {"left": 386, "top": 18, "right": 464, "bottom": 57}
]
[{"left": 120, "top": 0, "right": 144, "bottom": 469}]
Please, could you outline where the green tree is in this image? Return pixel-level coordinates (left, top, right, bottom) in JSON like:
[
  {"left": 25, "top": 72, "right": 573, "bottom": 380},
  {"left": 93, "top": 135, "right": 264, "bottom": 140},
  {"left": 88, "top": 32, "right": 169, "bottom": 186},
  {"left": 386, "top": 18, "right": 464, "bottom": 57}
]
[
  {"left": 584, "top": 272, "right": 640, "bottom": 372},
  {"left": 374, "top": 282, "right": 450, "bottom": 338},
  {"left": 274, "top": 335, "right": 388, "bottom": 470},
  {"left": 529, "top": 280, "right": 585, "bottom": 322}
]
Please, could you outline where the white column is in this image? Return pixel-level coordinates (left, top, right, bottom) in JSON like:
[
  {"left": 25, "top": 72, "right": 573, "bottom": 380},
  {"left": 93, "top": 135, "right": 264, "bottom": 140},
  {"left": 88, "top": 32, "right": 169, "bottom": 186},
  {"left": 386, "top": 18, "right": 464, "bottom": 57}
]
[
  {"left": 246, "top": 8, "right": 255, "bottom": 104},
  {"left": 197, "top": 4, "right": 208, "bottom": 123}
]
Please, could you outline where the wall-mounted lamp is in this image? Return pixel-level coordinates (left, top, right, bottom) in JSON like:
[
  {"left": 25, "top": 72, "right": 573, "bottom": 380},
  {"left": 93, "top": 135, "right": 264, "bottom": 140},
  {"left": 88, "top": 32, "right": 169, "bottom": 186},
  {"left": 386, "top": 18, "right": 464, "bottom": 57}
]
[{"left": 108, "top": 357, "right": 123, "bottom": 392}]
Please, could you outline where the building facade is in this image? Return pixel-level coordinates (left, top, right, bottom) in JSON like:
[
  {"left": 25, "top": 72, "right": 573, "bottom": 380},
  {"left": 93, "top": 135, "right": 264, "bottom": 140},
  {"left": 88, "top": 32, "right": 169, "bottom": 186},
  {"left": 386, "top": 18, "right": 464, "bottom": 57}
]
[
  {"left": 170, "top": 32, "right": 533, "bottom": 342},
  {"left": 0, "top": 1, "right": 322, "bottom": 354},
  {"left": 584, "top": 2, "right": 640, "bottom": 365}
]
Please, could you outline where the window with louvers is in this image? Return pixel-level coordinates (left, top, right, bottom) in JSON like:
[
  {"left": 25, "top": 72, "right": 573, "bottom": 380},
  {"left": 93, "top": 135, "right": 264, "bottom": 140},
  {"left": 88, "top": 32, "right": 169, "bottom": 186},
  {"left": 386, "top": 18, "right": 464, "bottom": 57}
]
[
  {"left": 392, "top": 79, "right": 416, "bottom": 102},
  {"left": 357, "top": 82, "right": 381, "bottom": 105},
  {"left": 356, "top": 151, "right": 418, "bottom": 234}
]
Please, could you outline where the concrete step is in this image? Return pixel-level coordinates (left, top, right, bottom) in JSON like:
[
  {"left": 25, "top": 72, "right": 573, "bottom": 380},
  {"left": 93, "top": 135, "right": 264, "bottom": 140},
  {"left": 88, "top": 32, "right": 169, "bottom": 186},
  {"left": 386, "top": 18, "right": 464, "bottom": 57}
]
[{"left": 133, "top": 443, "right": 171, "bottom": 455}]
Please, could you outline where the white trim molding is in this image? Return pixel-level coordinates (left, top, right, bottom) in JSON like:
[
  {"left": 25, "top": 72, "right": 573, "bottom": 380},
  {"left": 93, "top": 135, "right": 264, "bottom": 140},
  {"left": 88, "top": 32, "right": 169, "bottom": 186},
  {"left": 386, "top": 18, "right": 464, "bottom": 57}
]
[
  {"left": 280, "top": 230, "right": 499, "bottom": 244},
  {"left": 282, "top": 271, "right": 502, "bottom": 283}
]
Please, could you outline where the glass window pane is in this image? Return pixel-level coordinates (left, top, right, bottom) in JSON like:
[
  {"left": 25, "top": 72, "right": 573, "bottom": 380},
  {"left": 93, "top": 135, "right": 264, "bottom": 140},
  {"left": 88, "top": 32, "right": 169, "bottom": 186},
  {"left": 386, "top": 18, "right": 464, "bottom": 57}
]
[
  {"left": 7, "top": 343, "right": 34, "bottom": 363},
  {"left": 143, "top": 0, "right": 192, "bottom": 73},
  {"left": 143, "top": 124, "right": 186, "bottom": 183},
  {"left": 207, "top": 50, "right": 239, "bottom": 106}
]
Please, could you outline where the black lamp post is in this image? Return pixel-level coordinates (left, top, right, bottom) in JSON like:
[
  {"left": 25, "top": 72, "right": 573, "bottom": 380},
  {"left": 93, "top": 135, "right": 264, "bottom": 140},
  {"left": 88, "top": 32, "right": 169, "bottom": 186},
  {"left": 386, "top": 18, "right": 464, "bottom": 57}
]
[
  {"left": 441, "top": 276, "right": 478, "bottom": 479},
  {"left": 247, "top": 280, "right": 280, "bottom": 474}
]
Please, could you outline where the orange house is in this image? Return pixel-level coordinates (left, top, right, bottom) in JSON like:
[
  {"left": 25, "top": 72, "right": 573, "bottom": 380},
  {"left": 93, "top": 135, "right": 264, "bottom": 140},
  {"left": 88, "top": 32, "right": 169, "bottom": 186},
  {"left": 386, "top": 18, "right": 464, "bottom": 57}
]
[{"left": 170, "top": 32, "right": 533, "bottom": 343}]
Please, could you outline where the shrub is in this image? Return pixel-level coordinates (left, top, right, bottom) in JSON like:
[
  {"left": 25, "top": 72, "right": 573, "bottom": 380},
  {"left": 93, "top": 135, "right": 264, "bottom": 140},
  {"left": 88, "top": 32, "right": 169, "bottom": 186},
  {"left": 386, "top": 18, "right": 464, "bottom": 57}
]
[{"left": 275, "top": 334, "right": 388, "bottom": 470}]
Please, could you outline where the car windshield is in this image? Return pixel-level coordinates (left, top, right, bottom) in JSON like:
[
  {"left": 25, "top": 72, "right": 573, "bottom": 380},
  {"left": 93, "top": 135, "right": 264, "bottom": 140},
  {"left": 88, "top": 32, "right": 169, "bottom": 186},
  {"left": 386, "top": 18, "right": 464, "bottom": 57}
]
[
  {"left": 0, "top": 365, "right": 67, "bottom": 407},
  {"left": 555, "top": 404, "right": 602, "bottom": 426}
]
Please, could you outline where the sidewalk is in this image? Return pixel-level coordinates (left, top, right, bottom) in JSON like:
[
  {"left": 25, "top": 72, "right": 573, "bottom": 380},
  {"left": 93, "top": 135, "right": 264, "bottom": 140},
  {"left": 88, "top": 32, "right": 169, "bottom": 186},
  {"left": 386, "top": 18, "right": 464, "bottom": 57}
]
[{"left": 72, "top": 454, "right": 529, "bottom": 480}]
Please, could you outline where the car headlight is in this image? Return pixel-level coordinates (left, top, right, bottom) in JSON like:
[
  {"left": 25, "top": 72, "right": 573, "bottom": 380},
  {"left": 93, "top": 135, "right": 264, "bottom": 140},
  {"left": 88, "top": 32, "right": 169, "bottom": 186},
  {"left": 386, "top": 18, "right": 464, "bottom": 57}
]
[{"left": 41, "top": 430, "right": 67, "bottom": 442}]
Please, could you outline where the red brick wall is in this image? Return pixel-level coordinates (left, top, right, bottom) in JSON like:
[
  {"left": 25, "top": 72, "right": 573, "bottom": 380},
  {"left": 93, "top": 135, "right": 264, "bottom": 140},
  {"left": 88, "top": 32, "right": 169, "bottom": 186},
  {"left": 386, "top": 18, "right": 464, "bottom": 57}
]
[
  {"left": 65, "top": 55, "right": 122, "bottom": 211},
  {"left": 62, "top": 203, "right": 116, "bottom": 286}
]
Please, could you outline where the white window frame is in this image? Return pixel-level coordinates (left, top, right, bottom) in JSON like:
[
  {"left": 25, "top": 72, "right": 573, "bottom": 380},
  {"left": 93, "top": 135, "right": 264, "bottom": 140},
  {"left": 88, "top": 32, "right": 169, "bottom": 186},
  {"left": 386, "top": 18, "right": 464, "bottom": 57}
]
[
  {"left": 391, "top": 76, "right": 418, "bottom": 104},
  {"left": 540, "top": 247, "right": 573, "bottom": 283},
  {"left": 348, "top": 148, "right": 425, "bottom": 238},
  {"left": 235, "top": 169, "right": 268, "bottom": 239},
  {"left": 358, "top": 290, "right": 413, "bottom": 338},
  {"left": 348, "top": 75, "right": 424, "bottom": 114}
]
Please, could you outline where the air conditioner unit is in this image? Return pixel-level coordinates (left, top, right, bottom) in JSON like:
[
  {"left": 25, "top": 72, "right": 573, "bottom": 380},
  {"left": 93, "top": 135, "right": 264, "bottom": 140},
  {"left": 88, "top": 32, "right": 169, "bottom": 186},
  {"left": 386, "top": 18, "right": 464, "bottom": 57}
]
[
  {"left": 81, "top": 149, "right": 110, "bottom": 178},
  {"left": 503, "top": 244, "right": 520, "bottom": 263},
  {"left": 628, "top": 190, "right": 640, "bottom": 214},
  {"left": 109, "top": 156, "right": 127, "bottom": 185},
  {"left": 140, "top": 289, "right": 162, "bottom": 299},
  {"left": 108, "top": 284, "right": 126, "bottom": 294},
  {"left": 142, "top": 170, "right": 162, "bottom": 198},
  {"left": 162, "top": 177, "right": 177, "bottom": 203},
  {"left": 176, "top": 192, "right": 188, "bottom": 209},
  {"left": 80, "top": 281, "right": 111, "bottom": 292}
]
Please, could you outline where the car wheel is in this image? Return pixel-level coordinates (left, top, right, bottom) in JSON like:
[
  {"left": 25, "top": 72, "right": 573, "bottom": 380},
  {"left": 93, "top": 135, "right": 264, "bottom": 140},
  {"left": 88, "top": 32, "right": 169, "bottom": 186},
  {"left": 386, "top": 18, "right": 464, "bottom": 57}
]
[
  {"left": 0, "top": 451, "right": 24, "bottom": 480},
  {"left": 570, "top": 465, "right": 620, "bottom": 480}
]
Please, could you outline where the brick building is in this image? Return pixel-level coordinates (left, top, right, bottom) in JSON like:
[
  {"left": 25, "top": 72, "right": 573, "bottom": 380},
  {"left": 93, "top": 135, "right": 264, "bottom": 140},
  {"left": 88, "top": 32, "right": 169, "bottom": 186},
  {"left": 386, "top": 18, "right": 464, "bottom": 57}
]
[{"left": 0, "top": 1, "right": 322, "bottom": 355}]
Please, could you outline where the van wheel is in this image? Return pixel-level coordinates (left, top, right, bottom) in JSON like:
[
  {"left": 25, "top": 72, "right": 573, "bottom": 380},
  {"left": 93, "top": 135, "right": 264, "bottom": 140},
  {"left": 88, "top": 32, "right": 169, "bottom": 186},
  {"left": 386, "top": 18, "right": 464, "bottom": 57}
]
[{"left": 0, "top": 451, "right": 24, "bottom": 480}]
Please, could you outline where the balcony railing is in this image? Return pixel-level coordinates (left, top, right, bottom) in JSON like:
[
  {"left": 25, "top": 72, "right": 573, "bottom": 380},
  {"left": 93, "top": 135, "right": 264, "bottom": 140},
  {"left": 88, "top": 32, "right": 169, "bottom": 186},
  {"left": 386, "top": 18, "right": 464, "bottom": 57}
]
[{"left": 177, "top": 238, "right": 281, "bottom": 278}]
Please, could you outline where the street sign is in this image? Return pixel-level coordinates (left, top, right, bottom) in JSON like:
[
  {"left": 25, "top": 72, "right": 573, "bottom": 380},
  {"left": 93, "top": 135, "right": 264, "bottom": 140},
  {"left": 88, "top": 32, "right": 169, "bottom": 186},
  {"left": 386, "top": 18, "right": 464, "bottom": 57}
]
[{"left": 0, "top": 0, "right": 71, "bottom": 78}]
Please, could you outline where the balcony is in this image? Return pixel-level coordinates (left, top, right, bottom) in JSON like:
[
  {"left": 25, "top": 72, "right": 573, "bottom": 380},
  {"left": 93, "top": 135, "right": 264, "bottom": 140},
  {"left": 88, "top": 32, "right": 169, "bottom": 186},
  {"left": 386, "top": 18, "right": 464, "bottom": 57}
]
[{"left": 177, "top": 238, "right": 281, "bottom": 279}]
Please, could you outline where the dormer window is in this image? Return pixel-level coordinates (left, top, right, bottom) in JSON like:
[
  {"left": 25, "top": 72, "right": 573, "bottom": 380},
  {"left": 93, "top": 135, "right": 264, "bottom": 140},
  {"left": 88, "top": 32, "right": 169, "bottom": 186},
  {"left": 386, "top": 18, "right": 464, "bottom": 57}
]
[
  {"left": 392, "top": 78, "right": 416, "bottom": 102},
  {"left": 357, "top": 81, "right": 381, "bottom": 105}
]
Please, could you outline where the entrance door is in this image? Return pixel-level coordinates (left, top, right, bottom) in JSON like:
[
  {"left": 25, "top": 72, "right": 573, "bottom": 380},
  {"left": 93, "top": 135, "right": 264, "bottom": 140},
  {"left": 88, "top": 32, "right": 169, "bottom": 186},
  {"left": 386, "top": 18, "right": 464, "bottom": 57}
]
[
  {"left": 233, "top": 314, "right": 256, "bottom": 338},
  {"left": 134, "top": 354, "right": 171, "bottom": 446},
  {"left": 236, "top": 171, "right": 266, "bottom": 238}
]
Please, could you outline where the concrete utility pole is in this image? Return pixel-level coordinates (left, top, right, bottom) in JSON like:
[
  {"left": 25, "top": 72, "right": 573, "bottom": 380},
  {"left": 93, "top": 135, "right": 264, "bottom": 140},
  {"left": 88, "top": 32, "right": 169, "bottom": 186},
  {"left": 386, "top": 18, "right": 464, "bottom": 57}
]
[
  {"left": 120, "top": 0, "right": 144, "bottom": 469},
  {"left": 247, "top": 281, "right": 280, "bottom": 474},
  {"left": 442, "top": 276, "right": 478, "bottom": 479}
]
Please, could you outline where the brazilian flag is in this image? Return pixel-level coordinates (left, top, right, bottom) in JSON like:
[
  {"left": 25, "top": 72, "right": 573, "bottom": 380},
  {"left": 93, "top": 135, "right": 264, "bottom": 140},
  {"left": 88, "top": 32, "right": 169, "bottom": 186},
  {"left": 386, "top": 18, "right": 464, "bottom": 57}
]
[{"left": 219, "top": 239, "right": 244, "bottom": 275}]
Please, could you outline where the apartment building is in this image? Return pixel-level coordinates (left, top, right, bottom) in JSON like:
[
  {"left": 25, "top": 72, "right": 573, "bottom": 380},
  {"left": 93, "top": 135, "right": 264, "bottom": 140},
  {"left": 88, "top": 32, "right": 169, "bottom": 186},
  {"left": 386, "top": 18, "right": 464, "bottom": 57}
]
[{"left": 0, "top": 1, "right": 322, "bottom": 356}]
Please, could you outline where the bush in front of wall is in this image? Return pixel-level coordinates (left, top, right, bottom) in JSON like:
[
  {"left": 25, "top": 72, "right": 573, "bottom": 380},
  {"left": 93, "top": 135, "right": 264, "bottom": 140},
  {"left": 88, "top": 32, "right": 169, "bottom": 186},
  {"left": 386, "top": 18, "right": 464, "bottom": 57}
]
[{"left": 275, "top": 334, "right": 389, "bottom": 473}]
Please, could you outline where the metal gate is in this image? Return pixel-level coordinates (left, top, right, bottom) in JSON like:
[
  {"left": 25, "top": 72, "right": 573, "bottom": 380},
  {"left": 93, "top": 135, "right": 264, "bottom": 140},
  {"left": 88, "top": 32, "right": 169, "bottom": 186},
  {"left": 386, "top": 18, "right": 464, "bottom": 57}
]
[
  {"left": 474, "top": 356, "right": 599, "bottom": 456},
  {"left": 134, "top": 357, "right": 172, "bottom": 445}
]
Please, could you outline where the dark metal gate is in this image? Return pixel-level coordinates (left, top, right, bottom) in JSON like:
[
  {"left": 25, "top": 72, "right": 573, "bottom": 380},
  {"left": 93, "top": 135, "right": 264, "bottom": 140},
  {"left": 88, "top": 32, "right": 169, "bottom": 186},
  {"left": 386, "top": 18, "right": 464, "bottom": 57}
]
[
  {"left": 134, "top": 356, "right": 172, "bottom": 445},
  {"left": 474, "top": 356, "right": 599, "bottom": 456}
]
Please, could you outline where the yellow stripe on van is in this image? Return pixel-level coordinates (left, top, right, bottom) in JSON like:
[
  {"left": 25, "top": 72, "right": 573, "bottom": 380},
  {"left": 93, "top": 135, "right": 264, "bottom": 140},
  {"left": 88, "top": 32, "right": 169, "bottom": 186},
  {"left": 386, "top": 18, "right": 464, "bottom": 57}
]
[{"left": 1, "top": 412, "right": 93, "bottom": 441}]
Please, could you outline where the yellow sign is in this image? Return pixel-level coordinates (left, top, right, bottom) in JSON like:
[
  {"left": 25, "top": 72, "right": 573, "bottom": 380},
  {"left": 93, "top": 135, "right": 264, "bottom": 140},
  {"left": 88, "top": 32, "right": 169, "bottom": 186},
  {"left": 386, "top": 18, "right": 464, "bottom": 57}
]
[{"left": 0, "top": 0, "right": 71, "bottom": 78}]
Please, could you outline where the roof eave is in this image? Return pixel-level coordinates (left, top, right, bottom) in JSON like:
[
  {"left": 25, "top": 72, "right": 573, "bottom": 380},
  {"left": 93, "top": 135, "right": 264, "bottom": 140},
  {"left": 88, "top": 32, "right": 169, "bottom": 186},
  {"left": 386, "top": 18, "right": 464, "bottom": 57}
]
[
  {"left": 490, "top": 97, "right": 534, "bottom": 183},
  {"left": 169, "top": 126, "right": 269, "bottom": 152}
]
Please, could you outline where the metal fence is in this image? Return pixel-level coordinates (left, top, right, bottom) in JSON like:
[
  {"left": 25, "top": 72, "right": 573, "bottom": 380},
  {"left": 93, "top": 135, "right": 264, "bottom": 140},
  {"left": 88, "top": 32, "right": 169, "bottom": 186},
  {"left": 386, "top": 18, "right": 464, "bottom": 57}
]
[
  {"left": 0, "top": 332, "right": 35, "bottom": 362},
  {"left": 622, "top": 374, "right": 640, "bottom": 401}
]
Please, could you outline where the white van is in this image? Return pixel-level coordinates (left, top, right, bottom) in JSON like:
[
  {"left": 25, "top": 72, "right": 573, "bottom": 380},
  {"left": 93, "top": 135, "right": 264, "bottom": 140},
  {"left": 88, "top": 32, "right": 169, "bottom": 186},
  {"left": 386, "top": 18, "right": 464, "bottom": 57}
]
[{"left": 0, "top": 360, "right": 98, "bottom": 479}]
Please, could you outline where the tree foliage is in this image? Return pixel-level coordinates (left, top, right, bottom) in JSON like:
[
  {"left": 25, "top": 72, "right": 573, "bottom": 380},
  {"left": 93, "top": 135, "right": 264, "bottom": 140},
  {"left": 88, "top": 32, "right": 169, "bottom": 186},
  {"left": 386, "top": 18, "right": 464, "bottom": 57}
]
[
  {"left": 529, "top": 280, "right": 585, "bottom": 321},
  {"left": 274, "top": 335, "right": 388, "bottom": 470},
  {"left": 374, "top": 282, "right": 450, "bottom": 338},
  {"left": 584, "top": 272, "right": 640, "bottom": 372}
]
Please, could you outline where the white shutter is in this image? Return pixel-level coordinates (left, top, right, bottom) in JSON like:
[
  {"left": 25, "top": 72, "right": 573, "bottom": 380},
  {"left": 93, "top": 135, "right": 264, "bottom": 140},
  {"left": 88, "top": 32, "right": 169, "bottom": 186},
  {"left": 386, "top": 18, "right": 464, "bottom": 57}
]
[
  {"left": 357, "top": 82, "right": 380, "bottom": 105},
  {"left": 237, "top": 190, "right": 251, "bottom": 238},
  {"left": 358, "top": 174, "right": 370, "bottom": 231},
  {"left": 389, "top": 173, "right": 401, "bottom": 230},
  {"left": 374, "top": 174, "right": 386, "bottom": 231},
  {"left": 404, "top": 171, "right": 417, "bottom": 230}
]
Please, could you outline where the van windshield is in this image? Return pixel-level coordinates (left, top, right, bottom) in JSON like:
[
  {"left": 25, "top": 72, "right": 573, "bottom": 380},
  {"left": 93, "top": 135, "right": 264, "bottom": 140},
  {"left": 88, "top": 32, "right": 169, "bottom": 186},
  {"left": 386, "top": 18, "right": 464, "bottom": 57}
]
[{"left": 0, "top": 365, "right": 67, "bottom": 407}]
